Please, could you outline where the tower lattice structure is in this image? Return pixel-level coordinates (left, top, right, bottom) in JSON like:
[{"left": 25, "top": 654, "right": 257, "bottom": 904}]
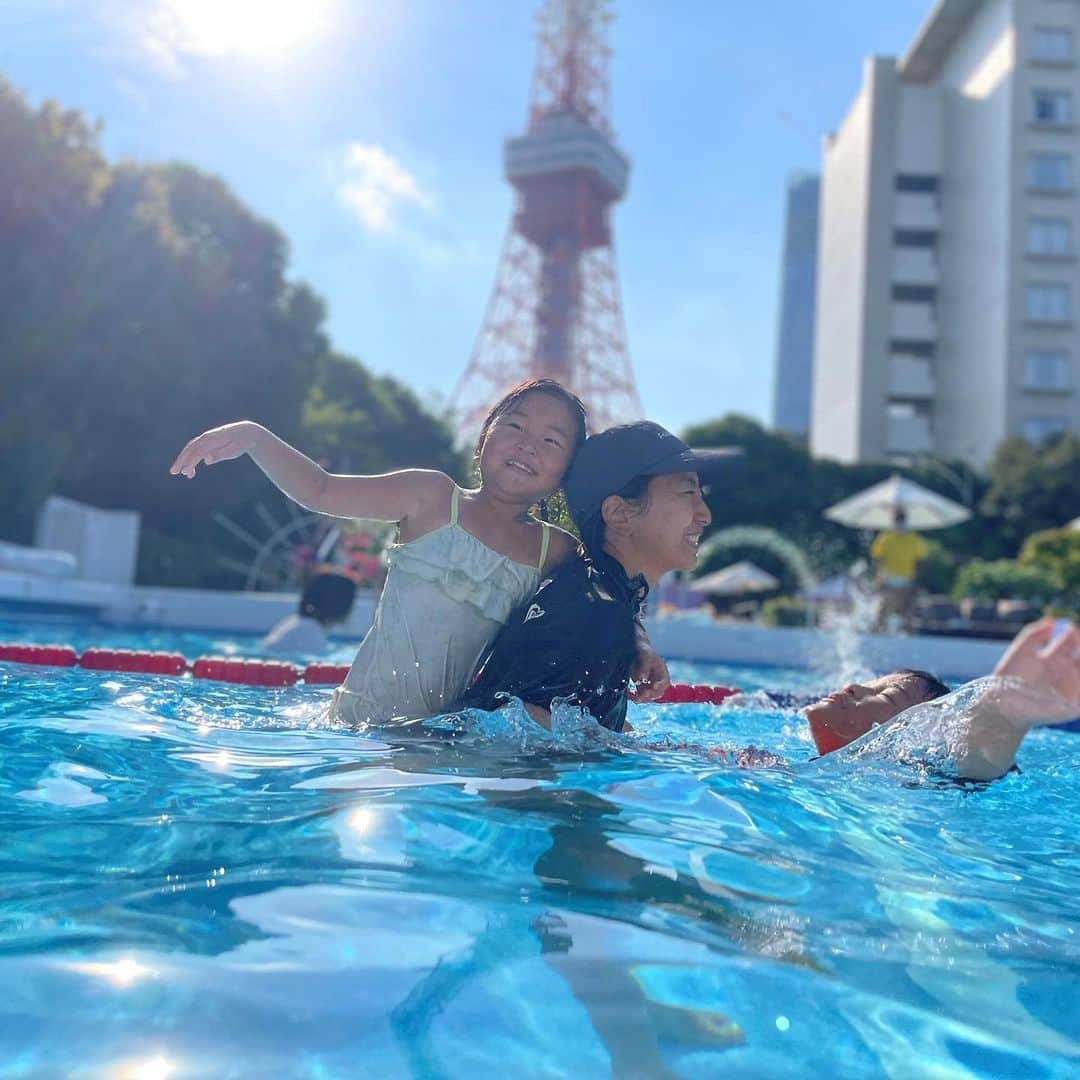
[{"left": 450, "top": 0, "right": 643, "bottom": 437}]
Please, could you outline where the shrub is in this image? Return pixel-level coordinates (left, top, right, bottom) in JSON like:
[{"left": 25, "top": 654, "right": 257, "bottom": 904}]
[
  {"left": 1018, "top": 528, "right": 1080, "bottom": 611},
  {"left": 760, "top": 596, "right": 813, "bottom": 627},
  {"left": 951, "top": 558, "right": 1061, "bottom": 605}
]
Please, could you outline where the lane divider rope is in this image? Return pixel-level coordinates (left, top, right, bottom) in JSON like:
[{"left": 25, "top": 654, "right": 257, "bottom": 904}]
[{"left": 0, "top": 641, "right": 741, "bottom": 702}]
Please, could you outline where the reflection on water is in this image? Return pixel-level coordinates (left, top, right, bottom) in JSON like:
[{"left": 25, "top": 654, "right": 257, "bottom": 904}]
[{"left": 0, "top": 645, "right": 1077, "bottom": 1077}]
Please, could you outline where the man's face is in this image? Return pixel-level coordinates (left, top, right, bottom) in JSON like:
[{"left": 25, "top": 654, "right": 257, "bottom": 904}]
[
  {"left": 629, "top": 471, "right": 712, "bottom": 579},
  {"left": 804, "top": 672, "right": 933, "bottom": 754}
]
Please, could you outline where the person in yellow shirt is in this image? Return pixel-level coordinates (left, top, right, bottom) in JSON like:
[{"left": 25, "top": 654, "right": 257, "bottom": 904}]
[{"left": 870, "top": 507, "right": 928, "bottom": 631}]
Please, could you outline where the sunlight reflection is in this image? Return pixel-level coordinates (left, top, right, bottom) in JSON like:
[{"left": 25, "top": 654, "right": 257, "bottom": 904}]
[
  {"left": 116, "top": 1055, "right": 175, "bottom": 1080},
  {"left": 348, "top": 806, "right": 375, "bottom": 834},
  {"left": 68, "top": 955, "right": 157, "bottom": 988}
]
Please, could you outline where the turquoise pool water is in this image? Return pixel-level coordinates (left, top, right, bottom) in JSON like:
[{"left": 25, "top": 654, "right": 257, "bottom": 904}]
[{"left": 0, "top": 618, "right": 1077, "bottom": 1078}]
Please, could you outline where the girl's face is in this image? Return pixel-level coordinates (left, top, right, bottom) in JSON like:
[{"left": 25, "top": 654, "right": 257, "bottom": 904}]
[
  {"left": 628, "top": 472, "right": 712, "bottom": 580},
  {"left": 479, "top": 392, "right": 578, "bottom": 502}
]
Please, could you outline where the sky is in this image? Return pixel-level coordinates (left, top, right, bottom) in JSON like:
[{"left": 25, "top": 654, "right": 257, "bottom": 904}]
[{"left": 2, "top": 0, "right": 933, "bottom": 435}]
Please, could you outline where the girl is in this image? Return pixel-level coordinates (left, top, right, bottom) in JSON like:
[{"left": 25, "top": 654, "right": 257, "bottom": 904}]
[{"left": 171, "top": 381, "right": 667, "bottom": 723}]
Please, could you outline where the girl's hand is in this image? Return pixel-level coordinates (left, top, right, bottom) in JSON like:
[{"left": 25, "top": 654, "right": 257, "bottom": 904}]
[
  {"left": 630, "top": 645, "right": 671, "bottom": 703},
  {"left": 170, "top": 422, "right": 260, "bottom": 479}
]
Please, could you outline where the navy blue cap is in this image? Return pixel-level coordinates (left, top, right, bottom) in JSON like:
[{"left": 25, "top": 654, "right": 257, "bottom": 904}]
[{"left": 564, "top": 421, "right": 741, "bottom": 526}]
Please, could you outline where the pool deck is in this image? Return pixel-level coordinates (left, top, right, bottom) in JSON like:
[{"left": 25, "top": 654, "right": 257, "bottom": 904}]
[
  {"left": 645, "top": 616, "right": 1006, "bottom": 682},
  {"left": 0, "top": 568, "right": 1006, "bottom": 680}
]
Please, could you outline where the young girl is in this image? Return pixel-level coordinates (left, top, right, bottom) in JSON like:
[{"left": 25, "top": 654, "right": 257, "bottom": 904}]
[{"left": 172, "top": 381, "right": 667, "bottom": 723}]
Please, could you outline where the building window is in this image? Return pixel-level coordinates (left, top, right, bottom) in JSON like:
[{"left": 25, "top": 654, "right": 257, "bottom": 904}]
[
  {"left": 1028, "top": 152, "right": 1073, "bottom": 189},
  {"left": 1024, "top": 349, "right": 1070, "bottom": 390},
  {"left": 895, "top": 174, "right": 938, "bottom": 193},
  {"left": 1028, "top": 217, "right": 1073, "bottom": 254},
  {"left": 1026, "top": 283, "right": 1071, "bottom": 322},
  {"left": 1032, "top": 89, "right": 1073, "bottom": 125},
  {"left": 1022, "top": 416, "right": 1068, "bottom": 443},
  {"left": 1032, "top": 27, "right": 1073, "bottom": 63},
  {"left": 894, "top": 229, "right": 937, "bottom": 247},
  {"left": 893, "top": 284, "right": 936, "bottom": 302}
]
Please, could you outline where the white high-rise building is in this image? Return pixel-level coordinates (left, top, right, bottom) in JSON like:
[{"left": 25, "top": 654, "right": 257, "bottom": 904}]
[
  {"left": 772, "top": 173, "right": 820, "bottom": 440},
  {"left": 810, "top": 0, "right": 1080, "bottom": 468}
]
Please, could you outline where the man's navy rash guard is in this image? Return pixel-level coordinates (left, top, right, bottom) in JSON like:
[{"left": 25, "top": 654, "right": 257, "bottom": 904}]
[{"left": 459, "top": 551, "right": 647, "bottom": 732}]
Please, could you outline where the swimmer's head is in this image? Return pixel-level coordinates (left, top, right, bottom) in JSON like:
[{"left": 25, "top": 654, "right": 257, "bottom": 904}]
[
  {"left": 805, "top": 668, "right": 949, "bottom": 755},
  {"left": 299, "top": 567, "right": 357, "bottom": 627},
  {"left": 565, "top": 422, "right": 739, "bottom": 583},
  {"left": 473, "top": 380, "right": 588, "bottom": 511}
]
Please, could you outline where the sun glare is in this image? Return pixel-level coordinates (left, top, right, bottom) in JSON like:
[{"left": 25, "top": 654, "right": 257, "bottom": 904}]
[{"left": 152, "top": 0, "right": 337, "bottom": 63}]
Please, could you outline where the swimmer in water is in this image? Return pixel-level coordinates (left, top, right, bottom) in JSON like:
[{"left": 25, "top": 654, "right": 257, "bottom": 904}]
[
  {"left": 171, "top": 380, "right": 669, "bottom": 724},
  {"left": 803, "top": 618, "right": 1080, "bottom": 780}
]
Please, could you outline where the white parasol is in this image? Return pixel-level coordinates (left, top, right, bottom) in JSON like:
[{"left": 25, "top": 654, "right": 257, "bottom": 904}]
[
  {"left": 824, "top": 474, "right": 971, "bottom": 531},
  {"left": 691, "top": 560, "right": 780, "bottom": 596}
]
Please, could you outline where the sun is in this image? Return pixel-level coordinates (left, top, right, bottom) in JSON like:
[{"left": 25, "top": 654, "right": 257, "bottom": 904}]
[{"left": 149, "top": 0, "right": 338, "bottom": 64}]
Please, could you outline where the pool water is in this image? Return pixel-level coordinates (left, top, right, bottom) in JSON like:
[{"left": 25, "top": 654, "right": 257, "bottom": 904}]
[{"left": 0, "top": 619, "right": 1078, "bottom": 1078}]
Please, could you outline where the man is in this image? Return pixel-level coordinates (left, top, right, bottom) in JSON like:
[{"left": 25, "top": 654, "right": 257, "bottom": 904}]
[
  {"left": 870, "top": 507, "right": 928, "bottom": 632},
  {"left": 458, "top": 422, "right": 738, "bottom": 731}
]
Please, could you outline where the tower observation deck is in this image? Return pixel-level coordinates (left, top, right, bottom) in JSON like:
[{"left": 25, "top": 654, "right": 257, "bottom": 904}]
[{"left": 450, "top": 0, "right": 643, "bottom": 437}]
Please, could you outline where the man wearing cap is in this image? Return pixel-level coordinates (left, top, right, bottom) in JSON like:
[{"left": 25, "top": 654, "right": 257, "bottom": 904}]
[{"left": 457, "top": 421, "right": 738, "bottom": 732}]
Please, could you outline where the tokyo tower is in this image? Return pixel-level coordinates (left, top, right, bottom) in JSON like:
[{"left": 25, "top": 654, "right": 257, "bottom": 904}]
[{"left": 449, "top": 0, "right": 643, "bottom": 436}]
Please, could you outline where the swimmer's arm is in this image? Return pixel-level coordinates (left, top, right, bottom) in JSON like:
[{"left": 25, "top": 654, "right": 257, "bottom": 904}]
[
  {"left": 171, "top": 421, "right": 449, "bottom": 524},
  {"left": 953, "top": 619, "right": 1080, "bottom": 780}
]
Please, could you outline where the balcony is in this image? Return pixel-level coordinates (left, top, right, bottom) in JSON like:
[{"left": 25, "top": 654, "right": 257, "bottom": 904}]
[
  {"left": 887, "top": 414, "right": 933, "bottom": 456},
  {"left": 894, "top": 192, "right": 941, "bottom": 231},
  {"left": 889, "top": 355, "right": 935, "bottom": 399},
  {"left": 892, "top": 247, "right": 939, "bottom": 285},
  {"left": 890, "top": 302, "right": 937, "bottom": 341}
]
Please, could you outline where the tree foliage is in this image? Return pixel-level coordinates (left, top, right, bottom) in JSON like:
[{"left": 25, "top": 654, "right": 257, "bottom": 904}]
[
  {"left": 0, "top": 77, "right": 463, "bottom": 587},
  {"left": 951, "top": 559, "right": 1062, "bottom": 605},
  {"left": 1019, "top": 527, "right": 1080, "bottom": 611},
  {"left": 980, "top": 435, "right": 1080, "bottom": 551}
]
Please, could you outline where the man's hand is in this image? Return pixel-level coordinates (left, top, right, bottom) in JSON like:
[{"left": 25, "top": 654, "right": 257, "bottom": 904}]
[
  {"left": 993, "top": 618, "right": 1080, "bottom": 721},
  {"left": 630, "top": 644, "right": 670, "bottom": 704}
]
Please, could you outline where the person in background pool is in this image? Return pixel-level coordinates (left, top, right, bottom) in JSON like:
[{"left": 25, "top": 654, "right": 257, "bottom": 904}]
[
  {"left": 459, "top": 421, "right": 739, "bottom": 731},
  {"left": 170, "top": 380, "right": 669, "bottom": 723},
  {"left": 800, "top": 618, "right": 1080, "bottom": 779},
  {"left": 259, "top": 566, "right": 357, "bottom": 656}
]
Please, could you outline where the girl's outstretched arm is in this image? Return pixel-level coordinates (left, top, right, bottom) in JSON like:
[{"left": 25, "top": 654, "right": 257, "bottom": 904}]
[{"left": 170, "top": 421, "right": 448, "bottom": 525}]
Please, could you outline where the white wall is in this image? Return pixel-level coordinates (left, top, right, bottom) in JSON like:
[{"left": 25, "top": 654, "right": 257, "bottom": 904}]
[
  {"left": 811, "top": 61, "right": 881, "bottom": 462},
  {"left": 936, "top": 0, "right": 1016, "bottom": 465}
]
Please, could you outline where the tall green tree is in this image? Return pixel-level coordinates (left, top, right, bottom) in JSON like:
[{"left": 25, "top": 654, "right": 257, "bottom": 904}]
[
  {"left": 981, "top": 434, "right": 1080, "bottom": 553},
  {"left": 0, "top": 77, "right": 461, "bottom": 587}
]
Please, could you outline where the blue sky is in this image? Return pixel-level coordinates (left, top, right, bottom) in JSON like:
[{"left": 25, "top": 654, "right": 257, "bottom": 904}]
[{"left": 3, "top": 0, "right": 931, "bottom": 435}]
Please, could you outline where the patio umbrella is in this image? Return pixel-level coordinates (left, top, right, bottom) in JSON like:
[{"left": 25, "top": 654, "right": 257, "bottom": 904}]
[
  {"left": 798, "top": 573, "right": 854, "bottom": 603},
  {"left": 824, "top": 474, "right": 971, "bottom": 531},
  {"left": 691, "top": 560, "right": 779, "bottom": 596}
]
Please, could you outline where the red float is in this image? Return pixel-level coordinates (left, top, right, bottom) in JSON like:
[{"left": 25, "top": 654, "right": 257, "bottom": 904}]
[
  {"left": 656, "top": 683, "right": 740, "bottom": 706},
  {"left": 190, "top": 656, "right": 299, "bottom": 687},
  {"left": 0, "top": 643, "right": 78, "bottom": 667},
  {"left": 79, "top": 648, "right": 187, "bottom": 675},
  {"left": 302, "top": 663, "right": 351, "bottom": 685}
]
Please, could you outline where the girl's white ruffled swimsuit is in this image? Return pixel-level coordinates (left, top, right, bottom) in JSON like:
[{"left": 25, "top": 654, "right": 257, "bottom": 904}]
[{"left": 330, "top": 485, "right": 550, "bottom": 725}]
